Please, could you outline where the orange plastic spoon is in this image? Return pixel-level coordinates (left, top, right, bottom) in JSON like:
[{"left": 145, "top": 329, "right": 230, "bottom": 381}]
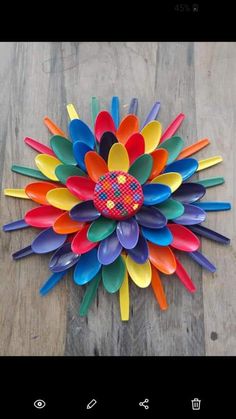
[
  {"left": 25, "top": 181, "right": 58, "bottom": 205},
  {"left": 149, "top": 148, "right": 168, "bottom": 179},
  {"left": 44, "top": 116, "right": 66, "bottom": 137},
  {"left": 177, "top": 138, "right": 210, "bottom": 160},
  {"left": 53, "top": 212, "right": 84, "bottom": 234},
  {"left": 116, "top": 115, "right": 139, "bottom": 145},
  {"left": 148, "top": 242, "right": 176, "bottom": 275},
  {"left": 85, "top": 151, "right": 108, "bottom": 182},
  {"left": 151, "top": 265, "right": 168, "bottom": 310}
]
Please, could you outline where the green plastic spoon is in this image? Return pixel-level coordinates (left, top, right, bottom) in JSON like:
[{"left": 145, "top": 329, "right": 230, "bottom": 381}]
[
  {"left": 155, "top": 198, "right": 185, "bottom": 219},
  {"left": 79, "top": 272, "right": 101, "bottom": 316},
  {"left": 87, "top": 217, "right": 117, "bottom": 242},
  {"left": 102, "top": 256, "right": 125, "bottom": 293},
  {"left": 50, "top": 135, "right": 77, "bottom": 165},
  {"left": 157, "top": 136, "right": 184, "bottom": 164},
  {"left": 11, "top": 165, "right": 50, "bottom": 181},
  {"left": 55, "top": 164, "right": 86, "bottom": 184}
]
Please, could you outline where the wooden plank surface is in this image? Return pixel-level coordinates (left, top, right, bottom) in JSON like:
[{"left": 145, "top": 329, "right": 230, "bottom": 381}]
[{"left": 0, "top": 42, "right": 235, "bottom": 356}]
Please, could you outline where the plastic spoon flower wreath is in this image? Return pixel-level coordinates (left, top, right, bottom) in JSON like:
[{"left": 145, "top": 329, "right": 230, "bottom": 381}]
[{"left": 3, "top": 97, "right": 231, "bottom": 320}]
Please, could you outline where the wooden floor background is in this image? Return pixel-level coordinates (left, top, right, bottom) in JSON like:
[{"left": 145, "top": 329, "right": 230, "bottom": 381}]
[{"left": 0, "top": 42, "right": 235, "bottom": 356}]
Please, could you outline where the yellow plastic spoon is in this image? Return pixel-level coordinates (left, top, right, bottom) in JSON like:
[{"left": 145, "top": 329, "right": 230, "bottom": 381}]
[
  {"left": 151, "top": 172, "right": 182, "bottom": 193},
  {"left": 108, "top": 143, "right": 130, "bottom": 172},
  {"left": 4, "top": 188, "right": 30, "bottom": 199},
  {"left": 67, "top": 103, "right": 80, "bottom": 120},
  {"left": 119, "top": 256, "right": 129, "bottom": 321},
  {"left": 141, "top": 120, "right": 162, "bottom": 153},
  {"left": 126, "top": 255, "right": 151, "bottom": 288},
  {"left": 197, "top": 155, "right": 223, "bottom": 172},
  {"left": 35, "top": 154, "right": 61, "bottom": 181},
  {"left": 46, "top": 188, "right": 81, "bottom": 211}
]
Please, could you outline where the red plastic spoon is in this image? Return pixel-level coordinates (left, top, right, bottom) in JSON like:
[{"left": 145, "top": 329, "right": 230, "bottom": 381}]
[
  {"left": 160, "top": 113, "right": 185, "bottom": 143},
  {"left": 25, "top": 206, "right": 64, "bottom": 228},
  {"left": 167, "top": 223, "right": 200, "bottom": 252},
  {"left": 24, "top": 137, "right": 56, "bottom": 157},
  {"left": 175, "top": 257, "right": 196, "bottom": 292}
]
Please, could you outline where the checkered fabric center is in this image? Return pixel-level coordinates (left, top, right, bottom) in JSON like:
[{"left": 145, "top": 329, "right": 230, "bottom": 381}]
[{"left": 93, "top": 171, "right": 144, "bottom": 220}]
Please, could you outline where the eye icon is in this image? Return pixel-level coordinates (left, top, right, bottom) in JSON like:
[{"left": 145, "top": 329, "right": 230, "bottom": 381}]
[{"left": 34, "top": 399, "right": 46, "bottom": 409}]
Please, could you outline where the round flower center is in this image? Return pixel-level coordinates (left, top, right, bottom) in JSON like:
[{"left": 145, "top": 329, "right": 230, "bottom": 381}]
[{"left": 93, "top": 171, "right": 144, "bottom": 220}]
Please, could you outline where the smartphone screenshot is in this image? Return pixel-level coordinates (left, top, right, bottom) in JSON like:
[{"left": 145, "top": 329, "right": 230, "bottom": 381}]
[{"left": 0, "top": 2, "right": 235, "bottom": 416}]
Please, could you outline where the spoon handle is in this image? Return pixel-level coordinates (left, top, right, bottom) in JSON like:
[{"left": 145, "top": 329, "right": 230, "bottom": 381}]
[
  {"left": 128, "top": 98, "right": 138, "bottom": 115},
  {"left": 197, "top": 155, "right": 222, "bottom": 171},
  {"left": 175, "top": 257, "right": 196, "bottom": 293},
  {"left": 141, "top": 101, "right": 161, "bottom": 129},
  {"left": 67, "top": 103, "right": 79, "bottom": 121},
  {"left": 24, "top": 137, "right": 56, "bottom": 157},
  {"left": 111, "top": 96, "right": 120, "bottom": 128},
  {"left": 188, "top": 250, "right": 216, "bottom": 272},
  {"left": 151, "top": 265, "right": 168, "bottom": 310},
  {"left": 188, "top": 225, "right": 230, "bottom": 244},
  {"left": 12, "top": 245, "right": 34, "bottom": 260},
  {"left": 160, "top": 113, "right": 185, "bottom": 143},
  {"left": 4, "top": 188, "right": 29, "bottom": 199},
  {"left": 2, "top": 219, "right": 29, "bottom": 231},
  {"left": 195, "top": 176, "right": 225, "bottom": 188},
  {"left": 91, "top": 97, "right": 100, "bottom": 127},
  {"left": 40, "top": 271, "right": 67, "bottom": 296},
  {"left": 193, "top": 202, "right": 231, "bottom": 211},
  {"left": 119, "top": 268, "right": 129, "bottom": 320},
  {"left": 44, "top": 116, "right": 66, "bottom": 137},
  {"left": 177, "top": 138, "right": 210, "bottom": 160},
  {"left": 11, "top": 165, "right": 49, "bottom": 181},
  {"left": 79, "top": 272, "right": 101, "bottom": 316}
]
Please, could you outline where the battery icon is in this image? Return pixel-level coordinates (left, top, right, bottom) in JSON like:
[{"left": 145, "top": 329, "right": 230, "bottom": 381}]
[{"left": 86, "top": 399, "right": 97, "bottom": 409}]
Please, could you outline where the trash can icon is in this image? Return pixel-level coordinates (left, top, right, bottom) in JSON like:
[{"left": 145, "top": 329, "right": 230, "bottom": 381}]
[{"left": 191, "top": 398, "right": 201, "bottom": 410}]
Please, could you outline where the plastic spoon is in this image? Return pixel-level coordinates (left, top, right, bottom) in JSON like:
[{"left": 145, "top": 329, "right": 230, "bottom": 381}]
[
  {"left": 160, "top": 113, "right": 185, "bottom": 143},
  {"left": 94, "top": 110, "right": 116, "bottom": 143},
  {"left": 4, "top": 189, "right": 30, "bottom": 199},
  {"left": 188, "top": 225, "right": 230, "bottom": 245},
  {"left": 49, "top": 242, "right": 80, "bottom": 272},
  {"left": 91, "top": 97, "right": 100, "bottom": 127},
  {"left": 73, "top": 248, "right": 101, "bottom": 285},
  {"left": 85, "top": 151, "right": 108, "bottom": 182},
  {"left": 128, "top": 154, "right": 153, "bottom": 184},
  {"left": 102, "top": 255, "right": 125, "bottom": 293},
  {"left": 197, "top": 156, "right": 222, "bottom": 171},
  {"left": 141, "top": 120, "right": 162, "bottom": 153},
  {"left": 98, "top": 231, "right": 122, "bottom": 265},
  {"left": 125, "top": 133, "right": 145, "bottom": 165},
  {"left": 128, "top": 98, "right": 138, "bottom": 115},
  {"left": 25, "top": 206, "right": 64, "bottom": 228},
  {"left": 116, "top": 218, "right": 139, "bottom": 249},
  {"left": 79, "top": 272, "right": 101, "bottom": 316},
  {"left": 177, "top": 138, "right": 210, "bottom": 160},
  {"left": 135, "top": 206, "right": 167, "bottom": 229},
  {"left": 141, "top": 101, "right": 161, "bottom": 129},
  {"left": 193, "top": 201, "right": 231, "bottom": 211},
  {"left": 167, "top": 223, "right": 200, "bottom": 252},
  {"left": 119, "top": 264, "right": 129, "bottom": 321},
  {"left": 149, "top": 148, "right": 168, "bottom": 179},
  {"left": 147, "top": 242, "right": 176, "bottom": 274},
  {"left": 24, "top": 137, "right": 56, "bottom": 157},
  {"left": 155, "top": 199, "right": 184, "bottom": 219},
  {"left": 55, "top": 164, "right": 86, "bottom": 184},
  {"left": 142, "top": 226, "right": 173, "bottom": 246},
  {"left": 44, "top": 116, "right": 66, "bottom": 137},
  {"left": 67, "top": 103, "right": 79, "bottom": 120},
  {"left": 88, "top": 217, "right": 117, "bottom": 242},
  {"left": 164, "top": 158, "right": 198, "bottom": 181},
  {"left": 53, "top": 211, "right": 84, "bottom": 235},
  {"left": 40, "top": 271, "right": 68, "bottom": 296},
  {"left": 69, "top": 118, "right": 95, "bottom": 148},
  {"left": 11, "top": 165, "right": 50, "bottom": 181},
  {"left": 116, "top": 114, "right": 139, "bottom": 145},
  {"left": 157, "top": 136, "right": 184, "bottom": 164},
  {"left": 127, "top": 234, "right": 149, "bottom": 264},
  {"left": 12, "top": 228, "right": 67, "bottom": 259},
  {"left": 142, "top": 183, "right": 171, "bottom": 205},
  {"left": 73, "top": 141, "right": 92, "bottom": 171},
  {"left": 107, "top": 143, "right": 129, "bottom": 172},
  {"left": 175, "top": 257, "right": 196, "bottom": 292},
  {"left": 71, "top": 224, "right": 98, "bottom": 254},
  {"left": 173, "top": 203, "right": 206, "bottom": 225},
  {"left": 151, "top": 266, "right": 168, "bottom": 310},
  {"left": 126, "top": 255, "right": 151, "bottom": 288},
  {"left": 195, "top": 176, "right": 224, "bottom": 189},
  {"left": 99, "top": 132, "right": 118, "bottom": 162},
  {"left": 46, "top": 188, "right": 81, "bottom": 211},
  {"left": 111, "top": 96, "right": 120, "bottom": 128},
  {"left": 2, "top": 219, "right": 29, "bottom": 232},
  {"left": 188, "top": 250, "right": 216, "bottom": 272},
  {"left": 151, "top": 172, "right": 182, "bottom": 193},
  {"left": 50, "top": 135, "right": 77, "bottom": 165},
  {"left": 66, "top": 176, "right": 95, "bottom": 201},
  {"left": 35, "top": 154, "right": 61, "bottom": 181},
  {"left": 172, "top": 182, "right": 206, "bottom": 203},
  {"left": 25, "top": 181, "right": 58, "bottom": 205}
]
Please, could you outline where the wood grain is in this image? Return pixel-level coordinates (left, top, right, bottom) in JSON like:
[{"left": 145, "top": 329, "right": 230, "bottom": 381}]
[{"left": 0, "top": 42, "right": 235, "bottom": 356}]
